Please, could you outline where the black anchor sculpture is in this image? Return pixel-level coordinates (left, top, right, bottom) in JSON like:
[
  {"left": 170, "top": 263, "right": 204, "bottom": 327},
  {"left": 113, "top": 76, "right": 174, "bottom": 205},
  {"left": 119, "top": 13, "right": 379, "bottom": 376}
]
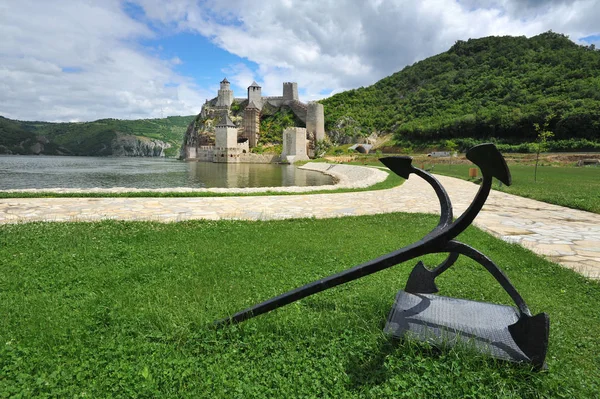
[{"left": 216, "top": 143, "right": 550, "bottom": 369}]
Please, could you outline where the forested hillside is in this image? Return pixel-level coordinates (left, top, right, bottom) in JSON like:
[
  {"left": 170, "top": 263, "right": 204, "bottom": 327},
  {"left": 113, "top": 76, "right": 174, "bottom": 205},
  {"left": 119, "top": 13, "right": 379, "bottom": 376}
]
[
  {"left": 321, "top": 32, "right": 600, "bottom": 147},
  {"left": 0, "top": 115, "right": 194, "bottom": 156}
]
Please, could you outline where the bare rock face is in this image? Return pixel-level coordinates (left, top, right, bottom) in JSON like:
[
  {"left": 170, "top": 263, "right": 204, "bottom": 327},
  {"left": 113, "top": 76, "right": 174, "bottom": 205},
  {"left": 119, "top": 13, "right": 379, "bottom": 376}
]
[
  {"left": 29, "top": 142, "right": 43, "bottom": 155},
  {"left": 111, "top": 134, "right": 171, "bottom": 157},
  {"left": 179, "top": 112, "right": 220, "bottom": 159}
]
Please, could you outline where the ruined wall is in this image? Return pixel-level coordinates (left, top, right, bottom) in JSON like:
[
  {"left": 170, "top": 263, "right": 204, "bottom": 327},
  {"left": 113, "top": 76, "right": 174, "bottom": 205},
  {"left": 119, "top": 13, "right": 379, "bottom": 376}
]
[
  {"left": 263, "top": 97, "right": 285, "bottom": 108},
  {"left": 282, "top": 127, "right": 309, "bottom": 162},
  {"left": 288, "top": 101, "right": 308, "bottom": 123}
]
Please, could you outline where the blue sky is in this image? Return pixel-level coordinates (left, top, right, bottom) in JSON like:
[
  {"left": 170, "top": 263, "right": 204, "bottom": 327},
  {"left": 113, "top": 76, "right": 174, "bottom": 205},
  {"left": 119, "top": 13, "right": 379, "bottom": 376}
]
[{"left": 0, "top": 0, "right": 598, "bottom": 122}]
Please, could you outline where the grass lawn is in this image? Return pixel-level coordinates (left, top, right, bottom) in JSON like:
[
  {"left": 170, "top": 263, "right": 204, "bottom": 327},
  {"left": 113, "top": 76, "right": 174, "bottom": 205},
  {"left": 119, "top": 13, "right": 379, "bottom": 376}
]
[
  {"left": 1, "top": 215, "right": 599, "bottom": 397},
  {"left": 430, "top": 163, "right": 600, "bottom": 214}
]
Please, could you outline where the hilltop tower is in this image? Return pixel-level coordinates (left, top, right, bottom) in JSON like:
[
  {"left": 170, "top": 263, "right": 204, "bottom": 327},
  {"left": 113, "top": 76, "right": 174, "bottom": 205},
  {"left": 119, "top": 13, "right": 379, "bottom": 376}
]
[
  {"left": 282, "top": 82, "right": 298, "bottom": 102},
  {"left": 306, "top": 102, "right": 325, "bottom": 142},
  {"left": 243, "top": 100, "right": 260, "bottom": 148},
  {"left": 247, "top": 81, "right": 262, "bottom": 109},
  {"left": 217, "top": 78, "right": 234, "bottom": 107}
]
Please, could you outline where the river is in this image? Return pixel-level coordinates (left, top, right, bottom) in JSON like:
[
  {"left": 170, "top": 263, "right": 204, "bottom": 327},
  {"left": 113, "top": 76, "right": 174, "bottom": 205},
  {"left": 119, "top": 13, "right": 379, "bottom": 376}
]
[{"left": 0, "top": 156, "right": 334, "bottom": 190}]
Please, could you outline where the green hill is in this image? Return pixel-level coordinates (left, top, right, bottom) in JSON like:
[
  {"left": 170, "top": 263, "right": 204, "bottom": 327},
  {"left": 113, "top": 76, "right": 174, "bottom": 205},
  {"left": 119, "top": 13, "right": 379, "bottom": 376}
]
[
  {"left": 320, "top": 32, "right": 600, "bottom": 150},
  {"left": 0, "top": 115, "right": 195, "bottom": 156}
]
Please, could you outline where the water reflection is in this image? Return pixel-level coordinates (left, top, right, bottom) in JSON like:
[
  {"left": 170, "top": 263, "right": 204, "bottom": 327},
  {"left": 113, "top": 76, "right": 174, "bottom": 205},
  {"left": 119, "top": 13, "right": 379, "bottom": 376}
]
[
  {"left": 0, "top": 156, "right": 333, "bottom": 189},
  {"left": 186, "top": 162, "right": 327, "bottom": 188}
]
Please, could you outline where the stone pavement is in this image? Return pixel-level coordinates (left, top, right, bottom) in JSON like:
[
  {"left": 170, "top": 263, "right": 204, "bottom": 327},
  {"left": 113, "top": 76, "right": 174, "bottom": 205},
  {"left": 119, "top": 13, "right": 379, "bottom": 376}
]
[{"left": 1, "top": 172, "right": 598, "bottom": 280}]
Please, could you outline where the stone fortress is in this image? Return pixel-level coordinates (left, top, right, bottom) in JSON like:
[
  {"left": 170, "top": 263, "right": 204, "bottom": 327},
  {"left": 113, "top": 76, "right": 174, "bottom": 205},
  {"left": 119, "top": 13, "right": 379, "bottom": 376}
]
[{"left": 181, "top": 78, "right": 325, "bottom": 163}]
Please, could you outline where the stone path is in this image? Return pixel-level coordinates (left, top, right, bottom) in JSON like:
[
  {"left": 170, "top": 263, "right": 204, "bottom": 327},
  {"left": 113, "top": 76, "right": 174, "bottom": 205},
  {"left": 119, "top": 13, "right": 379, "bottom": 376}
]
[{"left": 1, "top": 173, "right": 598, "bottom": 280}]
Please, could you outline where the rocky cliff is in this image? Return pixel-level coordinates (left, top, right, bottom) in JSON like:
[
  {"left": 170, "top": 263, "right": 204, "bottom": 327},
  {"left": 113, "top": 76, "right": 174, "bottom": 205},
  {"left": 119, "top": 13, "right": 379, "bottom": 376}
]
[
  {"left": 0, "top": 115, "right": 191, "bottom": 157},
  {"left": 112, "top": 134, "right": 171, "bottom": 157}
]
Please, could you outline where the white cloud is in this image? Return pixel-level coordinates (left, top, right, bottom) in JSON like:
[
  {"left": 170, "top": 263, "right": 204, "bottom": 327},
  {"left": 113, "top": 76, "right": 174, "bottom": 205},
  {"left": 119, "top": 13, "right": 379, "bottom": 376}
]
[
  {"left": 1, "top": 0, "right": 598, "bottom": 121},
  {"left": 0, "top": 0, "right": 210, "bottom": 121},
  {"left": 136, "top": 0, "right": 599, "bottom": 101}
]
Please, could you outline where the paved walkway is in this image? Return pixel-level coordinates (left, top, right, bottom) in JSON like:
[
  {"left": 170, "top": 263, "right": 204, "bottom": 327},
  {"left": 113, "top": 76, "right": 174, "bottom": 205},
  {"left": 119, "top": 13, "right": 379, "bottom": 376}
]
[{"left": 1, "top": 174, "right": 599, "bottom": 279}]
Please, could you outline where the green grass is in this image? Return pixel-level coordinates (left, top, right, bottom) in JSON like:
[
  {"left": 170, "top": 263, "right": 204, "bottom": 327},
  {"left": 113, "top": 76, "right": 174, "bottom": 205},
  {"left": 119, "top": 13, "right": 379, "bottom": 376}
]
[
  {"left": 1, "top": 214, "right": 599, "bottom": 397},
  {"left": 0, "top": 166, "right": 403, "bottom": 199},
  {"left": 432, "top": 163, "right": 600, "bottom": 214}
]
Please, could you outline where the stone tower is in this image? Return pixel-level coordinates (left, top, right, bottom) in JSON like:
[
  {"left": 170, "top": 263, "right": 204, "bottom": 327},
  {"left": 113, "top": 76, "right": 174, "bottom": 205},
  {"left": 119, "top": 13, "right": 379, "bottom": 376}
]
[
  {"left": 217, "top": 78, "right": 234, "bottom": 107},
  {"left": 243, "top": 100, "right": 260, "bottom": 148},
  {"left": 306, "top": 102, "right": 325, "bottom": 142},
  {"left": 247, "top": 81, "right": 262, "bottom": 109},
  {"left": 282, "top": 82, "right": 298, "bottom": 102},
  {"left": 215, "top": 113, "right": 238, "bottom": 149}
]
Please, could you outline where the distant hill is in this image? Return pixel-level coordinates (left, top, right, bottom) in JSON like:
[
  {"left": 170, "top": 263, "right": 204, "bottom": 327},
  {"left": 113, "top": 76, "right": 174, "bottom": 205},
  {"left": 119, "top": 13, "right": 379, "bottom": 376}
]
[
  {"left": 0, "top": 115, "right": 195, "bottom": 157},
  {"left": 320, "top": 32, "right": 600, "bottom": 146}
]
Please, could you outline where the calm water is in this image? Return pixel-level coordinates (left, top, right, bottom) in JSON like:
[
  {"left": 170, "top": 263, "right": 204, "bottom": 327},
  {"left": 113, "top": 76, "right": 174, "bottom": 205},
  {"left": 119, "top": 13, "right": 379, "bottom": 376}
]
[{"left": 0, "top": 156, "right": 334, "bottom": 189}]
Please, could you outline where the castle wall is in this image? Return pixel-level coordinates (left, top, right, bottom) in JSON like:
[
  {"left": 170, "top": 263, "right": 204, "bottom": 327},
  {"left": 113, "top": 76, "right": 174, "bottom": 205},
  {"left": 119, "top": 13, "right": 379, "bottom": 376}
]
[
  {"left": 187, "top": 146, "right": 197, "bottom": 159},
  {"left": 306, "top": 102, "right": 325, "bottom": 141},
  {"left": 264, "top": 97, "right": 285, "bottom": 108},
  {"left": 214, "top": 147, "right": 240, "bottom": 163},
  {"left": 196, "top": 146, "right": 215, "bottom": 162},
  {"left": 190, "top": 146, "right": 279, "bottom": 164},
  {"left": 288, "top": 100, "right": 308, "bottom": 123}
]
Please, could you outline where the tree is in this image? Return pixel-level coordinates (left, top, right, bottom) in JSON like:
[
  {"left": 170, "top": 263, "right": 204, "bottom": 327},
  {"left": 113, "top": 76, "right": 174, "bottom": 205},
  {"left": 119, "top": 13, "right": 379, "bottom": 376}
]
[{"left": 533, "top": 114, "right": 555, "bottom": 182}]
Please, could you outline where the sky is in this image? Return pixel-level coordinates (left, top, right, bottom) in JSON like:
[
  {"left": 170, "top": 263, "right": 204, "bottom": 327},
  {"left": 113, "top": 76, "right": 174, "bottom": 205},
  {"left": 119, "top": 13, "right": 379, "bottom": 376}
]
[{"left": 0, "top": 0, "right": 599, "bottom": 122}]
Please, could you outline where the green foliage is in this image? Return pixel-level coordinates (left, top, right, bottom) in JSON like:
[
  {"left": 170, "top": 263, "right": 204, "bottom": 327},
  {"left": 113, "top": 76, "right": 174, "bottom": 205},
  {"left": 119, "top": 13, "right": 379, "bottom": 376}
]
[
  {"left": 395, "top": 137, "right": 600, "bottom": 153},
  {"left": 259, "top": 107, "right": 305, "bottom": 145},
  {"left": 1, "top": 216, "right": 599, "bottom": 396},
  {"left": 0, "top": 115, "right": 195, "bottom": 156},
  {"left": 444, "top": 139, "right": 458, "bottom": 153},
  {"left": 533, "top": 114, "right": 555, "bottom": 181},
  {"left": 314, "top": 139, "right": 331, "bottom": 157},
  {"left": 230, "top": 101, "right": 241, "bottom": 113},
  {"left": 321, "top": 32, "right": 600, "bottom": 146},
  {"left": 0, "top": 116, "right": 38, "bottom": 154}
]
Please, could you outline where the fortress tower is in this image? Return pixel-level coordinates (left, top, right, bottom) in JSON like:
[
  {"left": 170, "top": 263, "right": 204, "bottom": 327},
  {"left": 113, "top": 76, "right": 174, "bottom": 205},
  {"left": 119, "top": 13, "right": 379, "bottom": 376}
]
[
  {"left": 243, "top": 100, "right": 260, "bottom": 148},
  {"left": 306, "top": 102, "right": 325, "bottom": 142},
  {"left": 217, "top": 78, "right": 234, "bottom": 107},
  {"left": 215, "top": 114, "right": 238, "bottom": 149},
  {"left": 248, "top": 81, "right": 262, "bottom": 109},
  {"left": 282, "top": 82, "right": 298, "bottom": 102}
]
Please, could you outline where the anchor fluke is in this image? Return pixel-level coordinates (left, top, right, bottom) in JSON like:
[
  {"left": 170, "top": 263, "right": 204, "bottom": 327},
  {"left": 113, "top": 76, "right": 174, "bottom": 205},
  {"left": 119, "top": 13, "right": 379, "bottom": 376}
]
[
  {"left": 466, "top": 143, "right": 512, "bottom": 185},
  {"left": 380, "top": 156, "right": 414, "bottom": 179}
]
